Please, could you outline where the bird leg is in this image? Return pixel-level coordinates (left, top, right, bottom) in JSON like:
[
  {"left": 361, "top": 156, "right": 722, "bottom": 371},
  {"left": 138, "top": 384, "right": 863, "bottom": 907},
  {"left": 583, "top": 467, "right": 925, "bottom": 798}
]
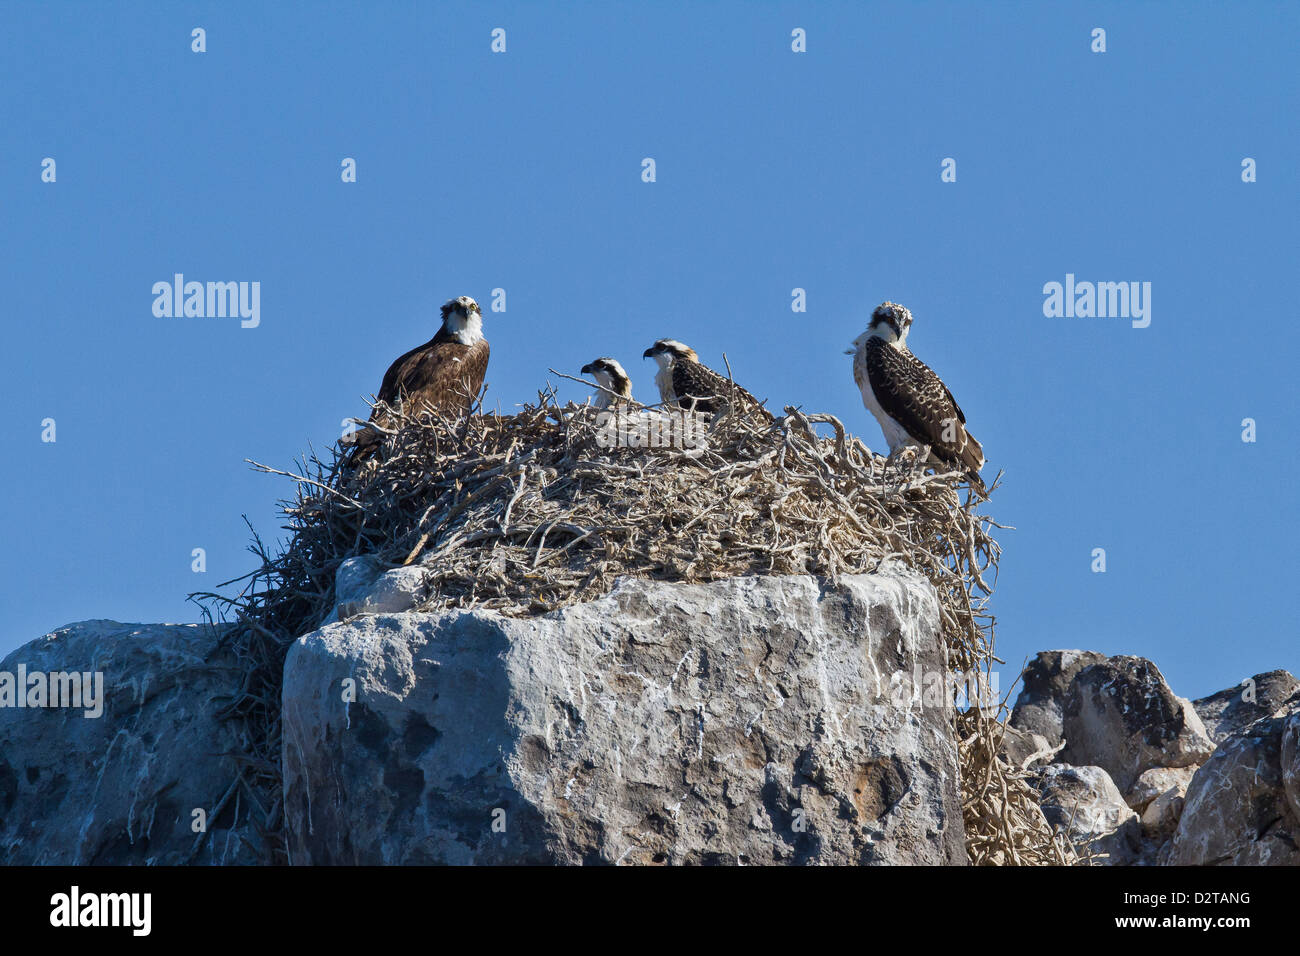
[
  {"left": 881, "top": 447, "right": 902, "bottom": 480},
  {"left": 912, "top": 445, "right": 933, "bottom": 477},
  {"left": 883, "top": 445, "right": 922, "bottom": 482}
]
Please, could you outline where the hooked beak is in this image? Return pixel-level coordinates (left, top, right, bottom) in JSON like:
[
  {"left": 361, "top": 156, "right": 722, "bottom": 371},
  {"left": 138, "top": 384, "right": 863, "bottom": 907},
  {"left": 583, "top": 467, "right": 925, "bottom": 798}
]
[
  {"left": 580, "top": 362, "right": 595, "bottom": 374},
  {"left": 642, "top": 347, "right": 656, "bottom": 359}
]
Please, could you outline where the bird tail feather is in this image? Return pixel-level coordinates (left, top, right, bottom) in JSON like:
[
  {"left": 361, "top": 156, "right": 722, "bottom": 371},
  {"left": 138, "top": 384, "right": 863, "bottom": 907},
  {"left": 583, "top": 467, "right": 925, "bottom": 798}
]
[{"left": 960, "top": 431, "right": 987, "bottom": 498}]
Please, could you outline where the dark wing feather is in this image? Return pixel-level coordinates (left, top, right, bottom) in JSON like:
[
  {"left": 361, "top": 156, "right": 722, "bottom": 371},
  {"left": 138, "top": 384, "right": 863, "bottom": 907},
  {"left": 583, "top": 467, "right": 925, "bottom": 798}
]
[
  {"left": 943, "top": 383, "right": 966, "bottom": 425},
  {"left": 865, "top": 338, "right": 984, "bottom": 473},
  {"left": 671, "top": 361, "right": 774, "bottom": 423},
  {"left": 373, "top": 335, "right": 489, "bottom": 424},
  {"left": 374, "top": 339, "right": 433, "bottom": 410},
  {"left": 346, "top": 336, "right": 489, "bottom": 468}
]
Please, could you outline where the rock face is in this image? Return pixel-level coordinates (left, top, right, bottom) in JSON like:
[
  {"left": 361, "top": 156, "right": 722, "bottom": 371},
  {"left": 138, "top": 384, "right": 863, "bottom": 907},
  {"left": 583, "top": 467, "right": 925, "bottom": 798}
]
[
  {"left": 1167, "top": 703, "right": 1300, "bottom": 865},
  {"left": 1283, "top": 713, "right": 1300, "bottom": 824},
  {"left": 1033, "top": 764, "right": 1141, "bottom": 865},
  {"left": 0, "top": 621, "right": 255, "bottom": 865},
  {"left": 1193, "top": 670, "right": 1300, "bottom": 745},
  {"left": 281, "top": 572, "right": 968, "bottom": 865},
  {"left": 3, "top": 605, "right": 1292, "bottom": 867},
  {"left": 1010, "top": 656, "right": 1300, "bottom": 867},
  {"left": 1000, "top": 724, "right": 1054, "bottom": 771},
  {"left": 1141, "top": 785, "right": 1187, "bottom": 841},
  {"left": 325, "top": 556, "right": 429, "bottom": 624},
  {"left": 1010, "top": 650, "right": 1107, "bottom": 745},
  {"left": 1126, "top": 766, "right": 1195, "bottom": 812},
  {"left": 1060, "top": 656, "right": 1215, "bottom": 794}
]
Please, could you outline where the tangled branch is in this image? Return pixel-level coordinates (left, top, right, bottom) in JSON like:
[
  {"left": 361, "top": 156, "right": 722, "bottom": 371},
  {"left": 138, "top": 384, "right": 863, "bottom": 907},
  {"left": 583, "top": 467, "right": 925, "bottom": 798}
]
[{"left": 193, "top": 391, "right": 1064, "bottom": 865}]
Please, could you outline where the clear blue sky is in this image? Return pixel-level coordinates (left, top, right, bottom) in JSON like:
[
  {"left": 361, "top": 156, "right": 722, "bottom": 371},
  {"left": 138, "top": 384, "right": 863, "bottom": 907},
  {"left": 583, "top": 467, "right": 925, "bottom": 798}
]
[{"left": 2, "top": 2, "right": 1296, "bottom": 702}]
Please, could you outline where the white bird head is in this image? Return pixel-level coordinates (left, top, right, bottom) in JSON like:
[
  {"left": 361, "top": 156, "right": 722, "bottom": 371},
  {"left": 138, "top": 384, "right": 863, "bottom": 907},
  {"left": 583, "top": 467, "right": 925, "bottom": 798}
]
[
  {"left": 642, "top": 339, "right": 698, "bottom": 370},
  {"left": 849, "top": 301, "right": 913, "bottom": 353},
  {"left": 580, "top": 356, "right": 633, "bottom": 406},
  {"left": 439, "top": 295, "right": 483, "bottom": 343}
]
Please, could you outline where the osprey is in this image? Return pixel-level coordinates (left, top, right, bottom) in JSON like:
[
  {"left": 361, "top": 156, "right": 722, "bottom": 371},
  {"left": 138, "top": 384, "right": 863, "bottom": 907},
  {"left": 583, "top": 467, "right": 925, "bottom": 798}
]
[
  {"left": 580, "top": 357, "right": 634, "bottom": 409},
  {"left": 850, "top": 302, "right": 986, "bottom": 493},
  {"left": 345, "top": 295, "right": 489, "bottom": 459},
  {"left": 642, "top": 339, "right": 773, "bottom": 423}
]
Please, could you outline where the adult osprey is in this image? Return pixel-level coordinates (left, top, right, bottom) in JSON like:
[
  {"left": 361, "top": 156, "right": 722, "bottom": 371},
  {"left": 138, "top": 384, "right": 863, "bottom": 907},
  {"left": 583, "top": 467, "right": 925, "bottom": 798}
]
[
  {"left": 850, "top": 302, "right": 986, "bottom": 493},
  {"left": 345, "top": 295, "right": 489, "bottom": 459},
  {"left": 580, "top": 357, "right": 634, "bottom": 409},
  {"left": 642, "top": 339, "right": 773, "bottom": 423}
]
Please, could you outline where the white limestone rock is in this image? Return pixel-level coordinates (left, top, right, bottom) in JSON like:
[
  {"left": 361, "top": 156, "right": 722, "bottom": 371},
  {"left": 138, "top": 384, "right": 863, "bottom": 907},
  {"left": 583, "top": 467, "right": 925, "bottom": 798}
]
[
  {"left": 1126, "top": 766, "right": 1196, "bottom": 812},
  {"left": 281, "top": 571, "right": 968, "bottom": 865},
  {"left": 1060, "top": 656, "right": 1215, "bottom": 794},
  {"left": 1034, "top": 764, "right": 1142, "bottom": 866},
  {"left": 0, "top": 620, "right": 256, "bottom": 865},
  {"left": 1167, "top": 703, "right": 1300, "bottom": 866}
]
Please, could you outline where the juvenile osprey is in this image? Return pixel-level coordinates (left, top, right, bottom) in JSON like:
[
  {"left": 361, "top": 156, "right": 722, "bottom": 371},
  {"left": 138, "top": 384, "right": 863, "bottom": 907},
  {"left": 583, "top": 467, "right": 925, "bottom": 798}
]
[
  {"left": 345, "top": 295, "right": 489, "bottom": 458},
  {"left": 850, "top": 302, "right": 986, "bottom": 493},
  {"left": 580, "top": 357, "right": 634, "bottom": 409},
  {"left": 642, "top": 339, "right": 773, "bottom": 423}
]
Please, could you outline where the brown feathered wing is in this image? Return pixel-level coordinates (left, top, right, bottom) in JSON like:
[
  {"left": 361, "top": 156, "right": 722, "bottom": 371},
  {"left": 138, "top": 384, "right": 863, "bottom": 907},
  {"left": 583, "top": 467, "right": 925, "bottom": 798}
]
[
  {"left": 346, "top": 331, "right": 489, "bottom": 463},
  {"left": 863, "top": 337, "right": 985, "bottom": 482},
  {"left": 372, "top": 331, "right": 489, "bottom": 426},
  {"left": 670, "top": 360, "right": 774, "bottom": 423}
]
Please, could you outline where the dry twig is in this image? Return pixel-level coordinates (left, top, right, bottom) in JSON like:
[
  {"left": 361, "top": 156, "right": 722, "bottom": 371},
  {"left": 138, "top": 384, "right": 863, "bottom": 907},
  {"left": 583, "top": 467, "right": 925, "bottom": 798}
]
[{"left": 193, "top": 391, "right": 1061, "bottom": 865}]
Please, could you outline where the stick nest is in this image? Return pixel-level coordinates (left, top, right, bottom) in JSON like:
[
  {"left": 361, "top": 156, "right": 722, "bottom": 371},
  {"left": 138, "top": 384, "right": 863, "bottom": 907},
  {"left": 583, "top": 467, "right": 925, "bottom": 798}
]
[{"left": 193, "top": 389, "right": 1072, "bottom": 865}]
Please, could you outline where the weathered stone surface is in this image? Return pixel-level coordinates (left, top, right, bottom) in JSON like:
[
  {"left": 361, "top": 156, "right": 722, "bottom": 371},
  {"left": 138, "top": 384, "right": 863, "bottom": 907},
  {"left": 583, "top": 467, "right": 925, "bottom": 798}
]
[
  {"left": 282, "top": 571, "right": 968, "bottom": 865},
  {"left": 1126, "top": 766, "right": 1195, "bottom": 812},
  {"left": 1034, "top": 764, "right": 1142, "bottom": 865},
  {"left": 0, "top": 620, "right": 254, "bottom": 865},
  {"left": 1283, "top": 712, "right": 1300, "bottom": 825},
  {"left": 1009, "top": 650, "right": 1108, "bottom": 746},
  {"left": 1060, "top": 656, "right": 1215, "bottom": 794},
  {"left": 1000, "top": 723, "right": 1054, "bottom": 771},
  {"left": 1140, "top": 785, "right": 1187, "bottom": 841},
  {"left": 333, "top": 555, "right": 383, "bottom": 603},
  {"left": 348, "top": 567, "right": 428, "bottom": 617},
  {"left": 326, "top": 557, "right": 429, "bottom": 623},
  {"left": 1167, "top": 704, "right": 1300, "bottom": 865},
  {"left": 1193, "top": 671, "right": 1299, "bottom": 745}
]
